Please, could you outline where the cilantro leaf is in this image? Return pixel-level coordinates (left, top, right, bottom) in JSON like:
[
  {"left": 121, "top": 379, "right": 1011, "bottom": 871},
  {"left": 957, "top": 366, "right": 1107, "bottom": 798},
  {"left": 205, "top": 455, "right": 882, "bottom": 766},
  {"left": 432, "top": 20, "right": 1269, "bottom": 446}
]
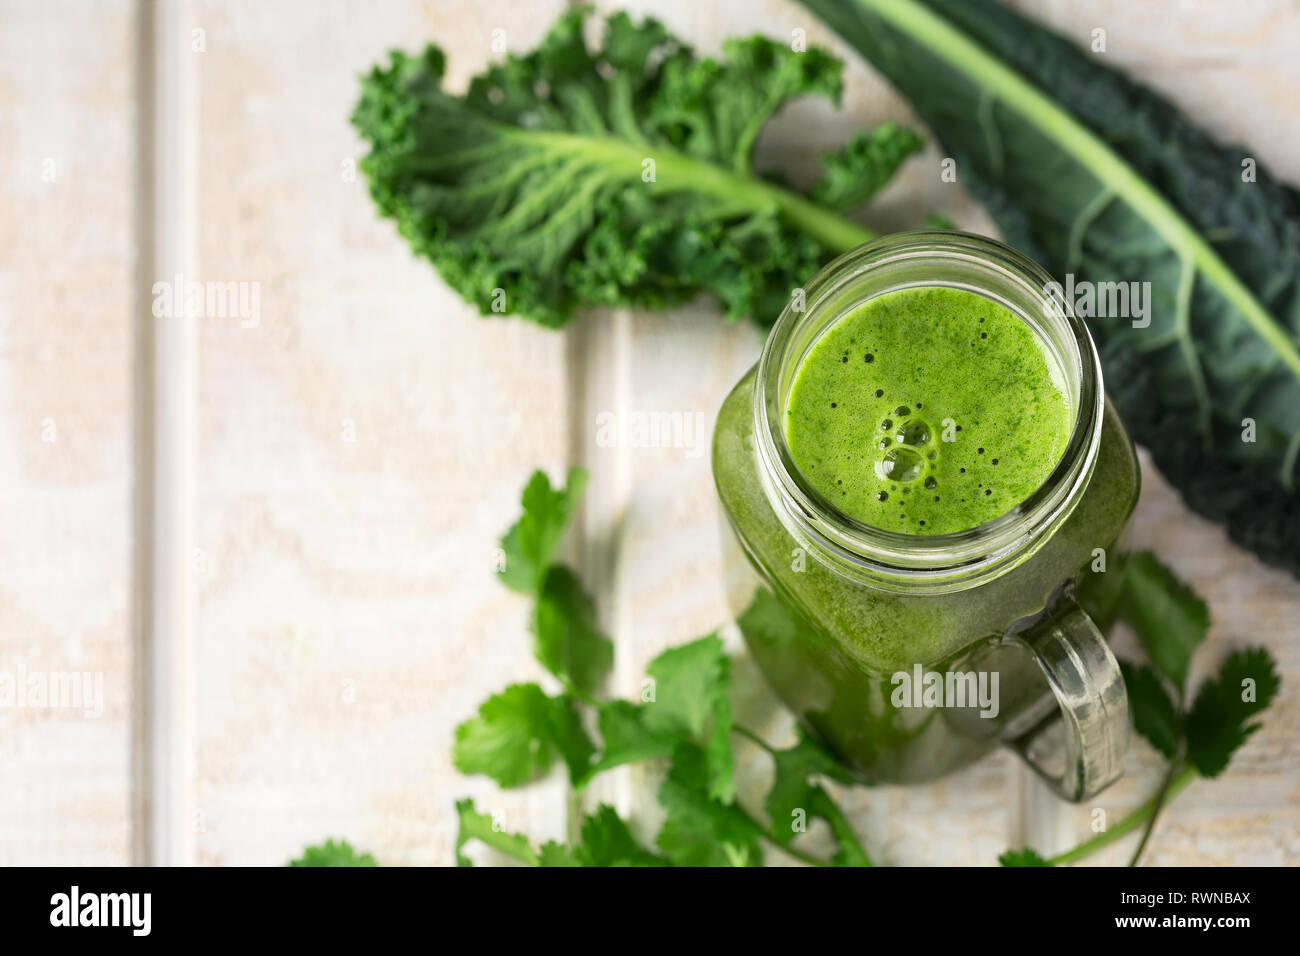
[
  {"left": 498, "top": 469, "right": 586, "bottom": 595},
  {"left": 1120, "top": 551, "right": 1209, "bottom": 691},
  {"left": 759, "top": 727, "right": 868, "bottom": 865},
  {"left": 643, "top": 634, "right": 729, "bottom": 739},
  {"left": 589, "top": 700, "right": 678, "bottom": 778},
  {"left": 1185, "top": 647, "right": 1281, "bottom": 778},
  {"left": 538, "top": 842, "right": 583, "bottom": 867},
  {"left": 811, "top": 122, "right": 924, "bottom": 210},
  {"left": 497, "top": 470, "right": 612, "bottom": 696},
  {"left": 657, "top": 743, "right": 764, "bottom": 866},
  {"left": 575, "top": 805, "right": 666, "bottom": 867},
  {"left": 704, "top": 695, "right": 736, "bottom": 804},
  {"left": 736, "top": 586, "right": 808, "bottom": 676},
  {"left": 453, "top": 683, "right": 594, "bottom": 787},
  {"left": 546, "top": 693, "right": 600, "bottom": 786},
  {"left": 643, "top": 634, "right": 735, "bottom": 802},
  {"left": 534, "top": 565, "right": 613, "bottom": 697},
  {"left": 1119, "top": 661, "right": 1182, "bottom": 759},
  {"left": 288, "top": 839, "right": 377, "bottom": 867},
  {"left": 454, "top": 799, "right": 539, "bottom": 867},
  {"left": 808, "top": 787, "right": 871, "bottom": 867},
  {"left": 999, "top": 848, "right": 1050, "bottom": 867},
  {"left": 764, "top": 727, "right": 856, "bottom": 843}
]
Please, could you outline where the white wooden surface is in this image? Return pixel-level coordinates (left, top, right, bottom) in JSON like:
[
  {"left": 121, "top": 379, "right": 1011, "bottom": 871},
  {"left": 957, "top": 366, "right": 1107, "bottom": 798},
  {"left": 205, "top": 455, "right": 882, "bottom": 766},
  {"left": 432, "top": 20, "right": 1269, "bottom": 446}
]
[{"left": 0, "top": 0, "right": 1296, "bottom": 866}]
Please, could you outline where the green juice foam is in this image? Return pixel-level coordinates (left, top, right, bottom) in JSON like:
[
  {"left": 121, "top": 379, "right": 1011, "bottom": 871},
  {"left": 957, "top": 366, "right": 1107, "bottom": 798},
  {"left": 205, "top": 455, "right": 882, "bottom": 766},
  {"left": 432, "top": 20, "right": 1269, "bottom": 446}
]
[{"left": 784, "top": 286, "right": 1073, "bottom": 534}]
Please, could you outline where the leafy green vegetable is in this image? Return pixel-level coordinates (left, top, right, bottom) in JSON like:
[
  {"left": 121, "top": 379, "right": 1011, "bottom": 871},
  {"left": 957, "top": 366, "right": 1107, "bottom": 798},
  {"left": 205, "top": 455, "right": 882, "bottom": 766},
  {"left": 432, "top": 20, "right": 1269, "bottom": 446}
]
[
  {"left": 574, "top": 805, "right": 666, "bottom": 867},
  {"left": 999, "top": 553, "right": 1282, "bottom": 866},
  {"left": 641, "top": 633, "right": 735, "bottom": 802},
  {"left": 454, "top": 800, "right": 665, "bottom": 868},
  {"left": 587, "top": 700, "right": 677, "bottom": 777},
  {"left": 454, "top": 799, "right": 541, "bottom": 867},
  {"left": 1118, "top": 662, "right": 1181, "bottom": 760},
  {"left": 811, "top": 122, "right": 924, "bottom": 210},
  {"left": 537, "top": 842, "right": 583, "bottom": 867},
  {"left": 453, "top": 683, "right": 595, "bottom": 787},
  {"left": 288, "top": 839, "right": 377, "bottom": 867},
  {"left": 998, "top": 848, "right": 1048, "bottom": 867},
  {"left": 1002, "top": 551, "right": 1281, "bottom": 865},
  {"left": 498, "top": 468, "right": 587, "bottom": 595},
  {"left": 799, "top": 0, "right": 1300, "bottom": 577},
  {"left": 1121, "top": 552, "right": 1208, "bottom": 691},
  {"left": 1185, "top": 647, "right": 1281, "bottom": 777},
  {"left": 535, "top": 566, "right": 613, "bottom": 698},
  {"left": 450, "top": 469, "right": 873, "bottom": 866},
  {"left": 763, "top": 729, "right": 856, "bottom": 844},
  {"left": 352, "top": 9, "right": 920, "bottom": 328},
  {"left": 492, "top": 468, "right": 614, "bottom": 700},
  {"left": 1114, "top": 552, "right": 1281, "bottom": 859},
  {"left": 657, "top": 742, "right": 766, "bottom": 866},
  {"left": 808, "top": 788, "right": 872, "bottom": 867}
]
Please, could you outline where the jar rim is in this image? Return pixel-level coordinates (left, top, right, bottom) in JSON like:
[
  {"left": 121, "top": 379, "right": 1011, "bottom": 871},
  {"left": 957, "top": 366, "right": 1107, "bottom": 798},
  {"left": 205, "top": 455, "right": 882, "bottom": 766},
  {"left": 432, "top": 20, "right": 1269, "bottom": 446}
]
[{"left": 752, "top": 231, "right": 1104, "bottom": 593}]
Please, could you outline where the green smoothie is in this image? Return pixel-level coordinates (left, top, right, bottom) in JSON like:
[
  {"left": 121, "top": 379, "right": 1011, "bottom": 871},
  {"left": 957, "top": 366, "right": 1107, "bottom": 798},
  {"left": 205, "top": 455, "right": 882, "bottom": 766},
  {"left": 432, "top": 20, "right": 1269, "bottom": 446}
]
[
  {"left": 713, "top": 277, "right": 1140, "bottom": 783},
  {"left": 784, "top": 287, "right": 1072, "bottom": 533}
]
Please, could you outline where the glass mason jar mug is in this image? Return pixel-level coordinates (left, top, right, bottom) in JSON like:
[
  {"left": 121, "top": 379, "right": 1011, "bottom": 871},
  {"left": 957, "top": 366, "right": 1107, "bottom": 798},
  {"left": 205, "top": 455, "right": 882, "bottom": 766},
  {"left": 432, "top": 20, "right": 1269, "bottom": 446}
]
[{"left": 712, "top": 232, "right": 1140, "bottom": 801}]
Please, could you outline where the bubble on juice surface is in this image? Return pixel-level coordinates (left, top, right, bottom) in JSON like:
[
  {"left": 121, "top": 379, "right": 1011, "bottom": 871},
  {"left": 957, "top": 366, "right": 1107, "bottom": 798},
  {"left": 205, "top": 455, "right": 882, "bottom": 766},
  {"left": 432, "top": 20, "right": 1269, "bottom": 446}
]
[
  {"left": 875, "top": 446, "right": 924, "bottom": 483},
  {"left": 895, "top": 419, "right": 930, "bottom": 447}
]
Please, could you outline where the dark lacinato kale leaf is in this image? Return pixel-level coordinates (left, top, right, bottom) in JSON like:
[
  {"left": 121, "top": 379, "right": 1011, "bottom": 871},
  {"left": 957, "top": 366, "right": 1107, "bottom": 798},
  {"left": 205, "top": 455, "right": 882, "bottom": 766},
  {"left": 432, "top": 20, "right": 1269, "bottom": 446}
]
[{"left": 799, "top": 0, "right": 1300, "bottom": 577}]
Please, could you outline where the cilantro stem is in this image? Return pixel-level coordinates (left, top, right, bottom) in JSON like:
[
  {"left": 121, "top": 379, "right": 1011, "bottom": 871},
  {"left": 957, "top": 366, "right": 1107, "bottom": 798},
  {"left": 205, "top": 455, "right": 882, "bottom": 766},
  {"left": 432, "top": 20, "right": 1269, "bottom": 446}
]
[
  {"left": 754, "top": 818, "right": 832, "bottom": 868},
  {"left": 733, "top": 724, "right": 862, "bottom": 867},
  {"left": 1127, "top": 759, "right": 1182, "bottom": 866},
  {"left": 1045, "top": 764, "right": 1198, "bottom": 866},
  {"left": 733, "top": 724, "right": 777, "bottom": 753}
]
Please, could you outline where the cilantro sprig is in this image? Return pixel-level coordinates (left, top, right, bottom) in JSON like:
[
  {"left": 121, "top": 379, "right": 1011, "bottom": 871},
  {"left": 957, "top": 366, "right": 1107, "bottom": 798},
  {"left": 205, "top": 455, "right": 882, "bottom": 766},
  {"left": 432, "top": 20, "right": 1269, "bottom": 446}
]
[
  {"left": 452, "top": 469, "right": 871, "bottom": 867},
  {"left": 1002, "top": 551, "right": 1280, "bottom": 867},
  {"left": 297, "top": 478, "right": 1279, "bottom": 868}
]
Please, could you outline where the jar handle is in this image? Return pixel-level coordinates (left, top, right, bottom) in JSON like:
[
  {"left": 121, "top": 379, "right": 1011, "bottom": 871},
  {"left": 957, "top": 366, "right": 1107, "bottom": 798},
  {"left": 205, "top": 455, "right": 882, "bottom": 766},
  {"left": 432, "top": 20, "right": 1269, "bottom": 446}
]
[{"left": 1005, "top": 601, "right": 1128, "bottom": 801}]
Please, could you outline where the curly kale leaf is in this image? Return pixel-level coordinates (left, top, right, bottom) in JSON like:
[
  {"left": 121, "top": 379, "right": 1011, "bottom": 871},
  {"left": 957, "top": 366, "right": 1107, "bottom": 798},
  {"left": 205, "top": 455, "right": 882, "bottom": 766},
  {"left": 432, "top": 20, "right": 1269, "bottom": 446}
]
[
  {"left": 352, "top": 9, "right": 917, "bottom": 328},
  {"left": 812, "top": 122, "right": 924, "bottom": 210}
]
